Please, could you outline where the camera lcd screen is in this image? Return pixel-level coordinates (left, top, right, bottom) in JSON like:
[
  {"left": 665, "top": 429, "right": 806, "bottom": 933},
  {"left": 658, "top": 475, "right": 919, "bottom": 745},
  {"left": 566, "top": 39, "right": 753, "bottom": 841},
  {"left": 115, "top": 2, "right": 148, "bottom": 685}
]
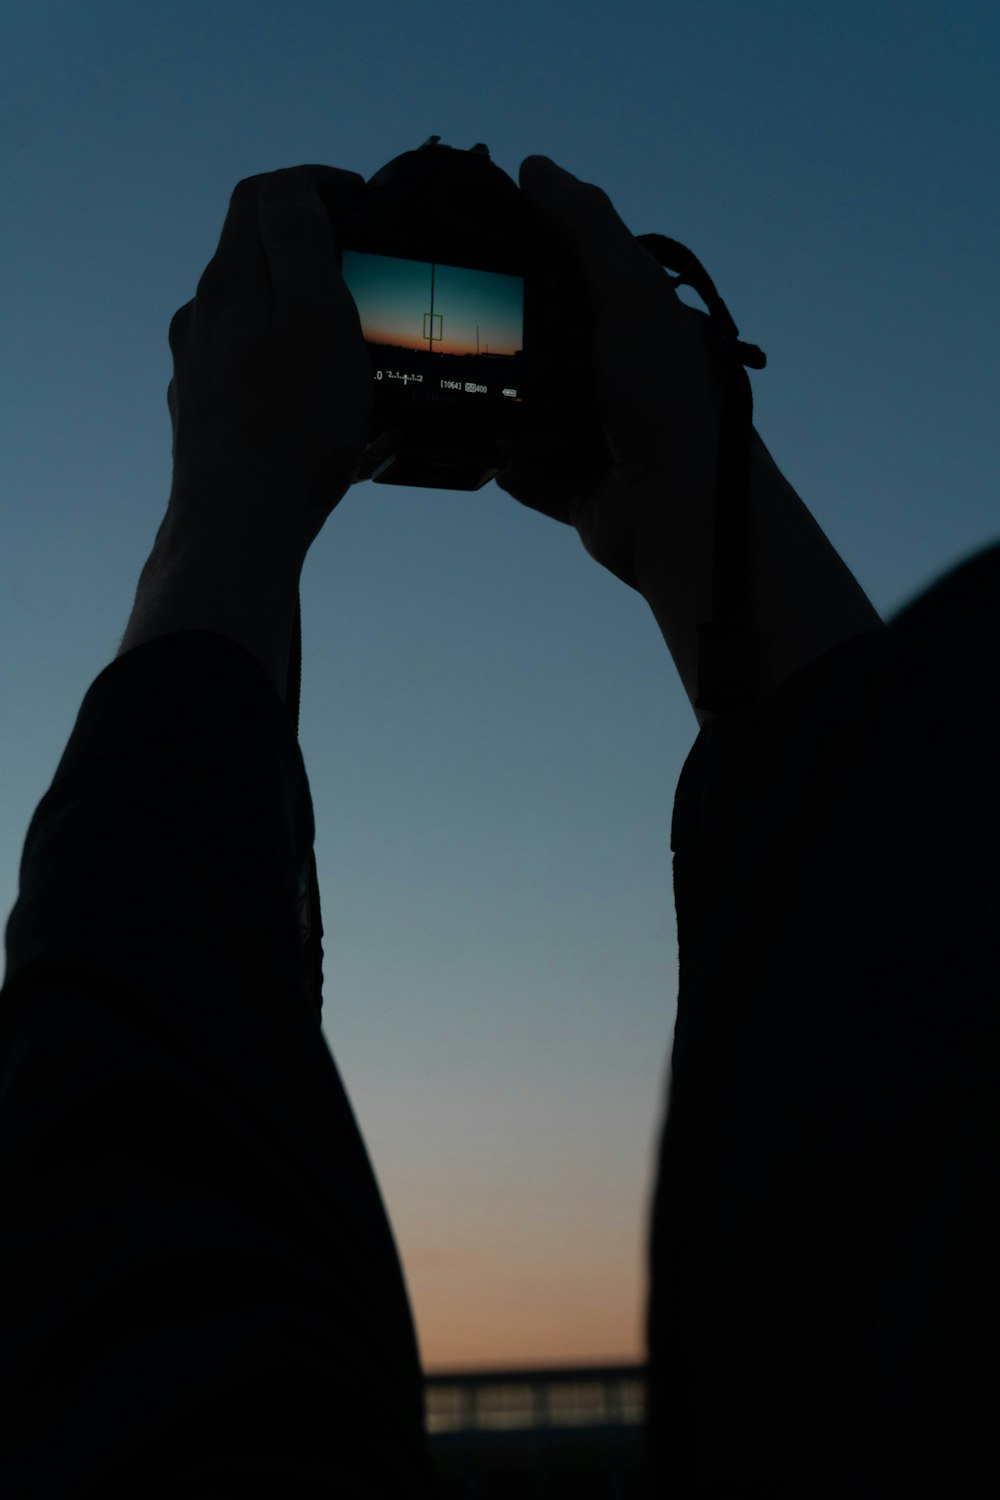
[{"left": 340, "top": 250, "right": 525, "bottom": 405}]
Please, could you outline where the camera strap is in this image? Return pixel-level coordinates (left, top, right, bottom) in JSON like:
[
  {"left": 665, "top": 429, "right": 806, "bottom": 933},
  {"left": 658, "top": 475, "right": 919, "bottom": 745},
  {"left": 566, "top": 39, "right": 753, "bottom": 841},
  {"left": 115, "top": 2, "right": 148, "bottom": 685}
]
[{"left": 637, "top": 234, "right": 766, "bottom": 717}]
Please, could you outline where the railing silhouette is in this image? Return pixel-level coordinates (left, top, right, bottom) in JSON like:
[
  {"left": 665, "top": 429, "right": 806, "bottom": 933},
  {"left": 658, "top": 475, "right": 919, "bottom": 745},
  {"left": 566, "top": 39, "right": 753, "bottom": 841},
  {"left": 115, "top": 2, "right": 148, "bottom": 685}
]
[{"left": 425, "top": 1363, "right": 646, "bottom": 1436}]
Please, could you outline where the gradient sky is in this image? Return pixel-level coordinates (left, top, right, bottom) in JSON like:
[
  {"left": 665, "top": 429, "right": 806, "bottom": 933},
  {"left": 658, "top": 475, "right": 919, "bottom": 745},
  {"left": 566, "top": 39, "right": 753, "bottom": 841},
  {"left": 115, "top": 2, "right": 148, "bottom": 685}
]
[
  {"left": 2, "top": 1, "right": 998, "bottom": 1375},
  {"left": 342, "top": 252, "right": 524, "bottom": 356}
]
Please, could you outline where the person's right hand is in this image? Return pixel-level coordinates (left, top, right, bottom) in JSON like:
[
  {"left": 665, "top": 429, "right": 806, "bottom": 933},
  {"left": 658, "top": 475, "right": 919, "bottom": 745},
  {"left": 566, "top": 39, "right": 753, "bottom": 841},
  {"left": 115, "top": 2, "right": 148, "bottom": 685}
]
[{"left": 497, "top": 156, "right": 725, "bottom": 595}]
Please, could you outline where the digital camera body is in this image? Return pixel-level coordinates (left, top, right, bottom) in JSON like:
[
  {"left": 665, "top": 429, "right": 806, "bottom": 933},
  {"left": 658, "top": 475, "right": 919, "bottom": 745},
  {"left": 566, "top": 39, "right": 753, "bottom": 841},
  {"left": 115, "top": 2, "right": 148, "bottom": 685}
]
[{"left": 325, "top": 136, "right": 609, "bottom": 490}]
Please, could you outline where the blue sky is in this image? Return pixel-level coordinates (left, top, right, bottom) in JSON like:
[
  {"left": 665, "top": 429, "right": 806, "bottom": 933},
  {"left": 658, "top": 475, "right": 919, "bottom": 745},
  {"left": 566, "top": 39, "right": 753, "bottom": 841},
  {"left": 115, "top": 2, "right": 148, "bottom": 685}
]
[{"left": 2, "top": 0, "right": 998, "bottom": 1370}]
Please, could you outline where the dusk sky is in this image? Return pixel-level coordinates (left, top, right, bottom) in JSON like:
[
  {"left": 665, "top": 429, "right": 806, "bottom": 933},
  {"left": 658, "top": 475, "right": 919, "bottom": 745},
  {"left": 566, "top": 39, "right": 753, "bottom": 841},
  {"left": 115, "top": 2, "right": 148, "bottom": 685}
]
[
  {"left": 2, "top": 1, "right": 998, "bottom": 1376},
  {"left": 341, "top": 251, "right": 524, "bottom": 356}
]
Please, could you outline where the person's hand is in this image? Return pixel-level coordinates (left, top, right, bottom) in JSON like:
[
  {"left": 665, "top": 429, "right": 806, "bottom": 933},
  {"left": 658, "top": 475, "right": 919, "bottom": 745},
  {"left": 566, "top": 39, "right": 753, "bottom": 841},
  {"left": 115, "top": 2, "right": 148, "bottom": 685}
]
[
  {"left": 500, "top": 156, "right": 882, "bottom": 719},
  {"left": 166, "top": 164, "right": 373, "bottom": 559},
  {"left": 119, "top": 165, "right": 374, "bottom": 695},
  {"left": 497, "top": 155, "right": 724, "bottom": 596}
]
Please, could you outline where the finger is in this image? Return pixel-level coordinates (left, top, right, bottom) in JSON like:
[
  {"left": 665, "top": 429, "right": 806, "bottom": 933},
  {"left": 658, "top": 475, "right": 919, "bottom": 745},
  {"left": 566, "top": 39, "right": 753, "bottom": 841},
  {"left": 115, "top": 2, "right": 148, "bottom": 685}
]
[
  {"left": 494, "top": 460, "right": 580, "bottom": 527},
  {"left": 167, "top": 299, "right": 193, "bottom": 355},
  {"left": 520, "top": 157, "right": 635, "bottom": 258},
  {"left": 520, "top": 156, "right": 680, "bottom": 318},
  {"left": 256, "top": 167, "right": 362, "bottom": 341},
  {"left": 195, "top": 176, "right": 269, "bottom": 311},
  {"left": 195, "top": 165, "right": 365, "bottom": 314},
  {"left": 294, "top": 163, "right": 368, "bottom": 213}
]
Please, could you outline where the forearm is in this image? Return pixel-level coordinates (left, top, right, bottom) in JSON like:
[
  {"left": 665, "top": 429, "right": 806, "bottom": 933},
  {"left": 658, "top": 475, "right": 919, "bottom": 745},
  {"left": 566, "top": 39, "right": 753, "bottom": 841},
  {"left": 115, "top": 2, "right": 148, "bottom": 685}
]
[
  {"left": 5, "top": 629, "right": 314, "bottom": 1003},
  {"left": 637, "top": 429, "right": 883, "bottom": 720},
  {"left": 118, "top": 496, "right": 307, "bottom": 701},
  {"left": 0, "top": 629, "right": 431, "bottom": 1494}
]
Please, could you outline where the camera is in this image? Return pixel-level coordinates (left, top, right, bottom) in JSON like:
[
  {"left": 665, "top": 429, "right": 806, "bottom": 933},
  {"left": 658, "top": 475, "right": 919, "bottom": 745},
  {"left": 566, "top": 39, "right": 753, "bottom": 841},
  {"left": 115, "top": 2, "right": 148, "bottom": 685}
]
[{"left": 325, "top": 136, "right": 610, "bottom": 490}]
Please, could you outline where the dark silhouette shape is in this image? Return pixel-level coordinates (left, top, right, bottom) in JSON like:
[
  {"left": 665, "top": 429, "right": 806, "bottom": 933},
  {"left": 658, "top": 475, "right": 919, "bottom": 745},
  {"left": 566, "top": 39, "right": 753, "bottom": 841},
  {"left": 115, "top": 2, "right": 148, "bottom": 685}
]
[
  {"left": 3, "top": 150, "right": 998, "bottom": 1494},
  {"left": 649, "top": 540, "right": 1000, "bottom": 1496},
  {"left": 0, "top": 633, "right": 433, "bottom": 1495},
  {"left": 4, "top": 545, "right": 998, "bottom": 1495}
]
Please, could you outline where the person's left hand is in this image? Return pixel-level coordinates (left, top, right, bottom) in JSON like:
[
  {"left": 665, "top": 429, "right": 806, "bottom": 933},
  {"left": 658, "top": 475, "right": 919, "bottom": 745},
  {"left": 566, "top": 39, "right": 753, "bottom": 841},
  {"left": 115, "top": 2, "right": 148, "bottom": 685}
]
[{"left": 166, "top": 164, "right": 373, "bottom": 558}]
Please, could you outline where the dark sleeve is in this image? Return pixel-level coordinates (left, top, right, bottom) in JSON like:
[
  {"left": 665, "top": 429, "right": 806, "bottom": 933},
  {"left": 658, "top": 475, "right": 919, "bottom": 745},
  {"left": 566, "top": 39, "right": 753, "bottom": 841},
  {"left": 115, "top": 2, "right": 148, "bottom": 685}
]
[
  {"left": 0, "top": 633, "right": 432, "bottom": 1498},
  {"left": 648, "top": 541, "right": 1000, "bottom": 1498}
]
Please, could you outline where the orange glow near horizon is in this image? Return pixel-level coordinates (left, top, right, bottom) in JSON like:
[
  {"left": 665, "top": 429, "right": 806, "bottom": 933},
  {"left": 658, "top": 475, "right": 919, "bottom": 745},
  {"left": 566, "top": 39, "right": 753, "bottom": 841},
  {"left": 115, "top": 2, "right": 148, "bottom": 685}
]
[
  {"left": 365, "top": 333, "right": 519, "bottom": 358},
  {"left": 411, "top": 1249, "right": 644, "bottom": 1373},
  {"left": 386, "top": 1190, "right": 648, "bottom": 1375}
]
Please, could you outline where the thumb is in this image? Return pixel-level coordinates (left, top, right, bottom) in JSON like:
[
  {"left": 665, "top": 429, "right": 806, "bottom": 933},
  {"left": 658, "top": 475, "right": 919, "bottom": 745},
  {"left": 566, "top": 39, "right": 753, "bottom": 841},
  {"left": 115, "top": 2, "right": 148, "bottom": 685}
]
[
  {"left": 257, "top": 168, "right": 345, "bottom": 335},
  {"left": 495, "top": 458, "right": 578, "bottom": 526}
]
